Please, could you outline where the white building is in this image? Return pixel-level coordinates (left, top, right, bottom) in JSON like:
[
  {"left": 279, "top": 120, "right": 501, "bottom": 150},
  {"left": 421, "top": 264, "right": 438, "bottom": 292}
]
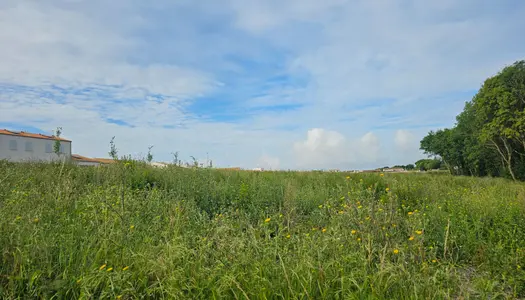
[
  {"left": 0, "top": 129, "right": 72, "bottom": 162},
  {"left": 72, "top": 154, "right": 101, "bottom": 166}
]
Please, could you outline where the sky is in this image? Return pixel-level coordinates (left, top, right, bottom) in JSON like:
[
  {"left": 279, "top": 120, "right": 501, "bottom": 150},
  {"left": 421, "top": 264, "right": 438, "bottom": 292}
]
[{"left": 1, "top": 0, "right": 524, "bottom": 170}]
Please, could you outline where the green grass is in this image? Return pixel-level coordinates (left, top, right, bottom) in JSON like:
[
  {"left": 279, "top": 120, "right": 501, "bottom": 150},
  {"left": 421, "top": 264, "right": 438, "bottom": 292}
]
[{"left": 1, "top": 160, "right": 525, "bottom": 299}]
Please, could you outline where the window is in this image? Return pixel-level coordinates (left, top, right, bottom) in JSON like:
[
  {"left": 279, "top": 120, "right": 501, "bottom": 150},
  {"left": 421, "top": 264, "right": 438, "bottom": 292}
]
[
  {"left": 45, "top": 143, "right": 53, "bottom": 153},
  {"left": 9, "top": 140, "right": 17, "bottom": 150},
  {"left": 25, "top": 141, "right": 33, "bottom": 152},
  {"left": 60, "top": 144, "right": 65, "bottom": 153}
]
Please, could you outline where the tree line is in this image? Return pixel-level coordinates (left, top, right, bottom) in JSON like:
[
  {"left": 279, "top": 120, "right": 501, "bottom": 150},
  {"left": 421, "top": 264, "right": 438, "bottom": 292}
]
[{"left": 420, "top": 60, "right": 525, "bottom": 180}]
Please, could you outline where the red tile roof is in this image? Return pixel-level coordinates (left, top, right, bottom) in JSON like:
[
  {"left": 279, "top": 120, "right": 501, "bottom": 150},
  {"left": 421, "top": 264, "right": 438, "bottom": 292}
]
[
  {"left": 0, "top": 129, "right": 71, "bottom": 142},
  {"left": 72, "top": 154, "right": 99, "bottom": 162}
]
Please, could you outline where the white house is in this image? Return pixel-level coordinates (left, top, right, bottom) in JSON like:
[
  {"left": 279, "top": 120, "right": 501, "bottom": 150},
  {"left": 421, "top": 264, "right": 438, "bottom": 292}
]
[
  {"left": 72, "top": 154, "right": 101, "bottom": 166},
  {"left": 0, "top": 129, "right": 72, "bottom": 162}
]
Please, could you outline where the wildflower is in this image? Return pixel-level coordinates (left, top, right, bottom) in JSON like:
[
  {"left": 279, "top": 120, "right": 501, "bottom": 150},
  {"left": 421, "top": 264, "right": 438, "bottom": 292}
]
[
  {"left": 365, "top": 216, "right": 371, "bottom": 221},
  {"left": 415, "top": 230, "right": 423, "bottom": 235},
  {"left": 518, "top": 265, "right": 522, "bottom": 270},
  {"left": 385, "top": 187, "right": 390, "bottom": 192},
  {"left": 380, "top": 173, "right": 384, "bottom": 177},
  {"left": 409, "top": 236, "right": 415, "bottom": 241},
  {"left": 279, "top": 214, "right": 283, "bottom": 218},
  {"left": 99, "top": 264, "right": 107, "bottom": 270},
  {"left": 346, "top": 176, "right": 350, "bottom": 179},
  {"left": 357, "top": 238, "right": 361, "bottom": 242},
  {"left": 393, "top": 249, "right": 399, "bottom": 254},
  {"left": 432, "top": 259, "right": 437, "bottom": 263},
  {"left": 129, "top": 225, "right": 135, "bottom": 230},
  {"left": 117, "top": 295, "right": 123, "bottom": 299},
  {"left": 107, "top": 267, "right": 113, "bottom": 272},
  {"left": 312, "top": 227, "right": 317, "bottom": 231},
  {"left": 322, "top": 228, "right": 327, "bottom": 233},
  {"left": 351, "top": 230, "right": 357, "bottom": 235},
  {"left": 318, "top": 204, "right": 323, "bottom": 208},
  {"left": 264, "top": 217, "right": 271, "bottom": 223},
  {"left": 338, "top": 210, "right": 344, "bottom": 214},
  {"left": 358, "top": 205, "right": 363, "bottom": 209},
  {"left": 286, "top": 234, "right": 291, "bottom": 239},
  {"left": 392, "top": 224, "right": 397, "bottom": 227},
  {"left": 407, "top": 212, "right": 413, "bottom": 215},
  {"left": 15, "top": 216, "right": 21, "bottom": 221},
  {"left": 122, "top": 266, "right": 129, "bottom": 271},
  {"left": 33, "top": 218, "right": 40, "bottom": 223}
]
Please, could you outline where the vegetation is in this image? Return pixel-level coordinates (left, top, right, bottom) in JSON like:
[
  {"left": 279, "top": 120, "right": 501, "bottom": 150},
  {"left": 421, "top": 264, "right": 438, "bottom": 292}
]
[
  {"left": 2, "top": 160, "right": 525, "bottom": 298},
  {"left": 421, "top": 60, "right": 525, "bottom": 180}
]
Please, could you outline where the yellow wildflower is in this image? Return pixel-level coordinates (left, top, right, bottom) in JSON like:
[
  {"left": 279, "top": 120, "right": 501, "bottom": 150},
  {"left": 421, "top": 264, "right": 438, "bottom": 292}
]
[
  {"left": 318, "top": 204, "right": 323, "bottom": 208},
  {"left": 129, "top": 225, "right": 135, "bottom": 230},
  {"left": 99, "top": 264, "right": 107, "bottom": 270},
  {"left": 393, "top": 249, "right": 399, "bottom": 254},
  {"left": 358, "top": 205, "right": 363, "bottom": 209},
  {"left": 408, "top": 212, "right": 413, "bottom": 215},
  {"left": 415, "top": 230, "right": 423, "bottom": 235},
  {"left": 322, "top": 228, "right": 327, "bottom": 233},
  {"left": 286, "top": 234, "right": 291, "bottom": 239},
  {"left": 385, "top": 187, "right": 390, "bottom": 192},
  {"left": 432, "top": 259, "right": 437, "bottom": 263},
  {"left": 117, "top": 295, "right": 123, "bottom": 300},
  {"left": 351, "top": 230, "right": 357, "bottom": 235},
  {"left": 357, "top": 238, "right": 361, "bottom": 242},
  {"left": 380, "top": 173, "right": 384, "bottom": 177},
  {"left": 33, "top": 218, "right": 40, "bottom": 223},
  {"left": 15, "top": 216, "right": 22, "bottom": 221},
  {"left": 346, "top": 176, "right": 350, "bottom": 179},
  {"left": 409, "top": 236, "right": 415, "bottom": 241},
  {"left": 264, "top": 217, "right": 271, "bottom": 223},
  {"left": 338, "top": 210, "right": 344, "bottom": 214},
  {"left": 122, "top": 266, "right": 129, "bottom": 271},
  {"left": 106, "top": 267, "right": 113, "bottom": 272}
]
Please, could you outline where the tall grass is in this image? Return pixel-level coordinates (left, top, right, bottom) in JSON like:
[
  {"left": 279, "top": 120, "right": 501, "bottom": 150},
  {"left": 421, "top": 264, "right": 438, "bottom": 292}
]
[{"left": 1, "top": 160, "right": 525, "bottom": 299}]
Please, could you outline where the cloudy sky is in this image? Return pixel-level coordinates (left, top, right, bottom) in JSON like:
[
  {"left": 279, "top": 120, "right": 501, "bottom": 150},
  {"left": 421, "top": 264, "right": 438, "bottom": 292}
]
[{"left": 1, "top": 0, "right": 524, "bottom": 170}]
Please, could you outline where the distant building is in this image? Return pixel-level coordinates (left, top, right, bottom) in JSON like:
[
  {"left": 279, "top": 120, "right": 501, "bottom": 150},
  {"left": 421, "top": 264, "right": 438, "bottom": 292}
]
[
  {"left": 72, "top": 154, "right": 103, "bottom": 166},
  {"left": 0, "top": 129, "right": 71, "bottom": 162},
  {"left": 384, "top": 168, "right": 406, "bottom": 173},
  {"left": 150, "top": 162, "right": 169, "bottom": 168}
]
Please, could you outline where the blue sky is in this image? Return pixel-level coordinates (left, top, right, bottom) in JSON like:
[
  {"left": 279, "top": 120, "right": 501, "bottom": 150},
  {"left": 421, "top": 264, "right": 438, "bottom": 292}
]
[{"left": 1, "top": 0, "right": 524, "bottom": 170}]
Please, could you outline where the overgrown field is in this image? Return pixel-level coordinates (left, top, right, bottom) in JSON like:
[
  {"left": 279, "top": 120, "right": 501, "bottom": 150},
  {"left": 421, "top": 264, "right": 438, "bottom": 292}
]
[{"left": 1, "top": 161, "right": 525, "bottom": 299}]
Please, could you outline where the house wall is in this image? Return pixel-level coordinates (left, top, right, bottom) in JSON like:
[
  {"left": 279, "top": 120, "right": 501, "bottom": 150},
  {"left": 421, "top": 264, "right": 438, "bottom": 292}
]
[
  {"left": 75, "top": 160, "right": 100, "bottom": 166},
  {"left": 0, "top": 134, "right": 72, "bottom": 162}
]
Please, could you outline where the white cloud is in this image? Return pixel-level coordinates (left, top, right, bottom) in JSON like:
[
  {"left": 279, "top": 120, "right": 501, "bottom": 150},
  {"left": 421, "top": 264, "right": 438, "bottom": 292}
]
[
  {"left": 257, "top": 154, "right": 280, "bottom": 170},
  {"left": 293, "top": 128, "right": 382, "bottom": 170},
  {"left": 0, "top": 1, "right": 215, "bottom": 96},
  {"left": 394, "top": 130, "right": 415, "bottom": 151}
]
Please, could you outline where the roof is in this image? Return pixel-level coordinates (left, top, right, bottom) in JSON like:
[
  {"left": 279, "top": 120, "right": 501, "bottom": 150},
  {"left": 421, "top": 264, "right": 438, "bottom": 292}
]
[
  {"left": 72, "top": 154, "right": 100, "bottom": 162},
  {"left": 92, "top": 158, "right": 116, "bottom": 164},
  {"left": 72, "top": 155, "right": 115, "bottom": 164},
  {"left": 0, "top": 129, "right": 71, "bottom": 142}
]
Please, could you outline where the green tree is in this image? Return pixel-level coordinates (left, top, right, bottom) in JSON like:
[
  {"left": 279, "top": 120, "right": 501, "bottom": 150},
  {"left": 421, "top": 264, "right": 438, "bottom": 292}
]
[
  {"left": 472, "top": 61, "right": 525, "bottom": 180},
  {"left": 147, "top": 146, "right": 154, "bottom": 163},
  {"left": 53, "top": 127, "right": 62, "bottom": 157}
]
